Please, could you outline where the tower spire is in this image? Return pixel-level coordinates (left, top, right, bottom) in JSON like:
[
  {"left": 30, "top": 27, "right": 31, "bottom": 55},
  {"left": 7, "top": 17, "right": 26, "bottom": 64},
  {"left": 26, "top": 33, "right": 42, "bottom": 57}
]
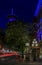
[{"left": 11, "top": 8, "right": 14, "bottom": 15}]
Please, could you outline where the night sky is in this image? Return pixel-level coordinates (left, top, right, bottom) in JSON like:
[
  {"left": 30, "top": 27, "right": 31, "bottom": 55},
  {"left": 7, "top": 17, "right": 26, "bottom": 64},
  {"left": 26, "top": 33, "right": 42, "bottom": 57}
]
[{"left": 0, "top": 0, "right": 38, "bottom": 29}]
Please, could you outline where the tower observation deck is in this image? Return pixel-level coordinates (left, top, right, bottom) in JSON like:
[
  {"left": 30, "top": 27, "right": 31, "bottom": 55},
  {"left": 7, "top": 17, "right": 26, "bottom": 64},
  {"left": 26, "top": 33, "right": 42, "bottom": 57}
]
[{"left": 7, "top": 8, "right": 17, "bottom": 22}]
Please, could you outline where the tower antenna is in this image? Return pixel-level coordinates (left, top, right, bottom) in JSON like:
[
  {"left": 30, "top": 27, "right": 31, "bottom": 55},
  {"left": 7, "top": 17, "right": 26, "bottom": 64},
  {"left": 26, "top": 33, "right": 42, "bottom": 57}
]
[{"left": 11, "top": 8, "right": 14, "bottom": 15}]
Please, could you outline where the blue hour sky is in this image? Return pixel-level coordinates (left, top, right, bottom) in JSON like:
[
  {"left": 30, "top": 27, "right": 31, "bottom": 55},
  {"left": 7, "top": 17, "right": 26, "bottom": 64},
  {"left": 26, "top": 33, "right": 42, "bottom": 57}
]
[{"left": 0, "top": 0, "right": 38, "bottom": 29}]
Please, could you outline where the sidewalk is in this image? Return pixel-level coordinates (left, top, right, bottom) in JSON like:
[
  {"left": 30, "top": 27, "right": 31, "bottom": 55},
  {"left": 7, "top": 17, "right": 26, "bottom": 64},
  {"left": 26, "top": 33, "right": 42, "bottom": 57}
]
[{"left": 22, "top": 60, "right": 42, "bottom": 65}]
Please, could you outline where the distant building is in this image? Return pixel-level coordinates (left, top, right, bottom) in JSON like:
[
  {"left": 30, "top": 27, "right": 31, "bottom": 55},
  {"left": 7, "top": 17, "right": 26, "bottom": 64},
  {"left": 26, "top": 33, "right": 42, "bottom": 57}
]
[{"left": 30, "top": 0, "right": 42, "bottom": 62}]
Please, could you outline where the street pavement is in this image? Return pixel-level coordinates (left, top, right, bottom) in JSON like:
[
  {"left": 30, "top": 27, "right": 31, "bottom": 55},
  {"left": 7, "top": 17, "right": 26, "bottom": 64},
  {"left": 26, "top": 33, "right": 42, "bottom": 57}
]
[{"left": 0, "top": 61, "right": 42, "bottom": 65}]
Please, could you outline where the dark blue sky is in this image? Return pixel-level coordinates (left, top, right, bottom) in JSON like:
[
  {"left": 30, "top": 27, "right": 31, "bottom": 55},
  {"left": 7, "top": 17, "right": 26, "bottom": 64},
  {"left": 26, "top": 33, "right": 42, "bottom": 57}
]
[{"left": 0, "top": 0, "right": 38, "bottom": 29}]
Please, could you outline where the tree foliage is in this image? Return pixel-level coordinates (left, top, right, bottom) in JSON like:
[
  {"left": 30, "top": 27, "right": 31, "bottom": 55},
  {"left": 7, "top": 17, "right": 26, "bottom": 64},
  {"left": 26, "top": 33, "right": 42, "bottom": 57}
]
[{"left": 5, "top": 21, "right": 30, "bottom": 51}]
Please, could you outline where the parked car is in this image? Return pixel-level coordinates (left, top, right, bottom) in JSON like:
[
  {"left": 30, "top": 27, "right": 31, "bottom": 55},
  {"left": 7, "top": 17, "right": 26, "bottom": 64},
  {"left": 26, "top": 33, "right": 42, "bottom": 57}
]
[{"left": 0, "top": 51, "right": 23, "bottom": 62}]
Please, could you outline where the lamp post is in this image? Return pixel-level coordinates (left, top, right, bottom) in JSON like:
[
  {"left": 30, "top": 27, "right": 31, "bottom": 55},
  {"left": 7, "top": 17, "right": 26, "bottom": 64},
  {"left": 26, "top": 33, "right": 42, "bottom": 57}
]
[
  {"left": 32, "top": 39, "right": 38, "bottom": 47},
  {"left": 25, "top": 43, "right": 30, "bottom": 53},
  {"left": 32, "top": 39, "right": 39, "bottom": 61},
  {"left": 24, "top": 42, "right": 30, "bottom": 61}
]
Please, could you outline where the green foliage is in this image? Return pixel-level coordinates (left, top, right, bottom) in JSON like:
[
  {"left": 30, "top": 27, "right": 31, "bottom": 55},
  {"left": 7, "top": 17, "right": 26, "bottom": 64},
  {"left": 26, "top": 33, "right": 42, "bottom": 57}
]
[{"left": 5, "top": 21, "right": 30, "bottom": 52}]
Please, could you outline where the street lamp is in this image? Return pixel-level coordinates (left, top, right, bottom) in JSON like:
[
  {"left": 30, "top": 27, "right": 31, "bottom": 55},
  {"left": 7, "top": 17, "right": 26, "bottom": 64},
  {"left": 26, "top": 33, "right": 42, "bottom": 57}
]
[
  {"left": 31, "top": 39, "right": 40, "bottom": 62},
  {"left": 32, "top": 39, "right": 38, "bottom": 47}
]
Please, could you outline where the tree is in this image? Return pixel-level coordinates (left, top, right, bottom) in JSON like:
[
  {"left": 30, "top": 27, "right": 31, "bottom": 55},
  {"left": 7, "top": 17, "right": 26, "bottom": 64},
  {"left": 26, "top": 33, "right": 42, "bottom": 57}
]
[
  {"left": 5, "top": 20, "right": 30, "bottom": 52},
  {"left": 0, "top": 28, "right": 5, "bottom": 43}
]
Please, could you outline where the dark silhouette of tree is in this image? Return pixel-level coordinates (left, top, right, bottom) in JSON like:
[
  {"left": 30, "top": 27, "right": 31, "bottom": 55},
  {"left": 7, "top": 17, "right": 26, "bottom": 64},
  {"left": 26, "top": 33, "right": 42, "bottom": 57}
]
[{"left": 5, "top": 20, "right": 30, "bottom": 52}]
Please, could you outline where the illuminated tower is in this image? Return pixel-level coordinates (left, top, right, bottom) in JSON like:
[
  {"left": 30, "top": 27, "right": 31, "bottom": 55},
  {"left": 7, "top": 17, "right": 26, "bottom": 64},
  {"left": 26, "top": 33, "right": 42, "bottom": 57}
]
[
  {"left": 7, "top": 8, "right": 17, "bottom": 22},
  {"left": 34, "top": 0, "right": 42, "bottom": 42}
]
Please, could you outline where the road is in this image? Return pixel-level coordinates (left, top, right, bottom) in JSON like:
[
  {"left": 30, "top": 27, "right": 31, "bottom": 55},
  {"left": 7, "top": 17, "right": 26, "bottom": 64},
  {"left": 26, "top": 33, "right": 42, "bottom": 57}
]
[{"left": 0, "top": 61, "right": 42, "bottom": 65}]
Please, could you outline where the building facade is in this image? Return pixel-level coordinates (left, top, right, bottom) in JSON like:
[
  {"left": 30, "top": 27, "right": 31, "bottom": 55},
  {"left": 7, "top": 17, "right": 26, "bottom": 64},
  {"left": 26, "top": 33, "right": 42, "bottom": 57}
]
[
  {"left": 33, "top": 0, "right": 42, "bottom": 61},
  {"left": 34, "top": 0, "right": 42, "bottom": 42}
]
